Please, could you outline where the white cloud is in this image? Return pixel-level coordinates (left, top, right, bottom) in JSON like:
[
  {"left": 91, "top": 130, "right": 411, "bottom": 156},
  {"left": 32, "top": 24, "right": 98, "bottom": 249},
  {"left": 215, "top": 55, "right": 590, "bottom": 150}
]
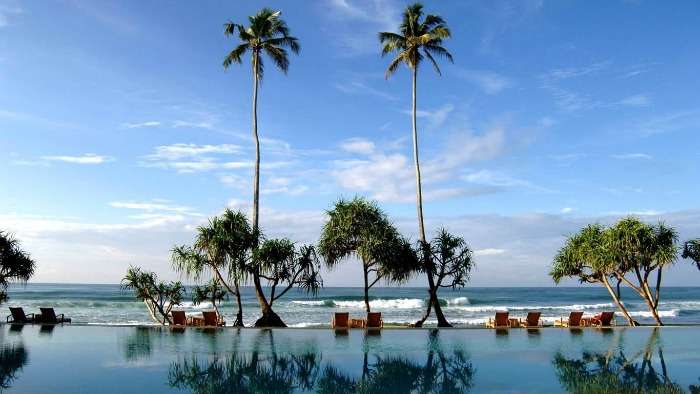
[
  {"left": 610, "top": 153, "right": 652, "bottom": 160},
  {"left": 456, "top": 69, "right": 512, "bottom": 94},
  {"left": 560, "top": 207, "right": 575, "bottom": 214},
  {"left": 147, "top": 143, "right": 241, "bottom": 160},
  {"left": 323, "top": 0, "right": 400, "bottom": 56},
  {"left": 619, "top": 94, "right": 651, "bottom": 107},
  {"left": 123, "top": 121, "right": 161, "bottom": 129},
  {"left": 474, "top": 248, "right": 506, "bottom": 256},
  {"left": 41, "top": 153, "right": 113, "bottom": 164},
  {"left": 462, "top": 170, "right": 532, "bottom": 188},
  {"left": 109, "top": 201, "right": 200, "bottom": 216},
  {"left": 409, "top": 103, "right": 455, "bottom": 130},
  {"left": 0, "top": 2, "right": 22, "bottom": 28},
  {"left": 334, "top": 80, "right": 396, "bottom": 101},
  {"left": 172, "top": 120, "right": 214, "bottom": 129},
  {"left": 340, "top": 138, "right": 375, "bottom": 155}
]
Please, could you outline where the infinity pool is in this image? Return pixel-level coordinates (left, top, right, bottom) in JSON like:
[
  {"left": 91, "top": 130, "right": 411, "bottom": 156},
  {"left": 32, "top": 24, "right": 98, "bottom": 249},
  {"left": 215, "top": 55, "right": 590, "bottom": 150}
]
[{"left": 1, "top": 324, "right": 699, "bottom": 393}]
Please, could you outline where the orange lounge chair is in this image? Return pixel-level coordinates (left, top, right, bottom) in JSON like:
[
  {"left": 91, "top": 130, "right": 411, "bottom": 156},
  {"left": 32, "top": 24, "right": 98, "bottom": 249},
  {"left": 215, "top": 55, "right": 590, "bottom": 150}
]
[
  {"left": 171, "top": 310, "right": 192, "bottom": 326},
  {"left": 366, "top": 312, "right": 383, "bottom": 328},
  {"left": 201, "top": 311, "right": 225, "bottom": 327},
  {"left": 591, "top": 311, "right": 615, "bottom": 327},
  {"left": 554, "top": 311, "right": 584, "bottom": 327},
  {"left": 520, "top": 311, "right": 542, "bottom": 328},
  {"left": 486, "top": 311, "right": 510, "bottom": 328},
  {"left": 37, "top": 308, "right": 71, "bottom": 324},
  {"left": 332, "top": 312, "right": 349, "bottom": 329},
  {"left": 6, "top": 307, "right": 36, "bottom": 324}
]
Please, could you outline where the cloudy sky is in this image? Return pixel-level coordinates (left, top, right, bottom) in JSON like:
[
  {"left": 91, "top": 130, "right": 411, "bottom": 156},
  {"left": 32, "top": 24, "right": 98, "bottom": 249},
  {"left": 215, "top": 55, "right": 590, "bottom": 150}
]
[{"left": 1, "top": 0, "right": 699, "bottom": 286}]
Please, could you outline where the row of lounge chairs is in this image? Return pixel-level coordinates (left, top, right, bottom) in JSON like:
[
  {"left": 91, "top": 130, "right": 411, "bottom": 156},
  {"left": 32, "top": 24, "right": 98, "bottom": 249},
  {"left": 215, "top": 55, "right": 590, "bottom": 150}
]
[
  {"left": 6, "top": 307, "right": 71, "bottom": 324},
  {"left": 486, "top": 311, "right": 616, "bottom": 328},
  {"left": 170, "top": 310, "right": 225, "bottom": 327},
  {"left": 331, "top": 312, "right": 383, "bottom": 329}
]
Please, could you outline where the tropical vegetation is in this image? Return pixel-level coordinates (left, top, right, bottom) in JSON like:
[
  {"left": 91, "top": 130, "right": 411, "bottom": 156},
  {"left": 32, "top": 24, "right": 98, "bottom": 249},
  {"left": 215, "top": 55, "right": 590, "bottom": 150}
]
[
  {"left": 551, "top": 217, "right": 678, "bottom": 326},
  {"left": 0, "top": 231, "right": 36, "bottom": 305},
  {"left": 683, "top": 239, "right": 700, "bottom": 270},
  {"left": 121, "top": 266, "right": 185, "bottom": 325},
  {"left": 223, "top": 8, "right": 301, "bottom": 327},
  {"left": 319, "top": 197, "right": 418, "bottom": 312},
  {"left": 171, "top": 209, "right": 252, "bottom": 326},
  {"left": 413, "top": 230, "right": 475, "bottom": 327},
  {"left": 379, "top": 2, "right": 454, "bottom": 327}
]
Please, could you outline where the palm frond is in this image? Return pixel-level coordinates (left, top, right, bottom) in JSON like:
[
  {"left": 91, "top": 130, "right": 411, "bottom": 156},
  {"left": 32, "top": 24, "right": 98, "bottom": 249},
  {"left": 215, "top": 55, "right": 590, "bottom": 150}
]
[
  {"left": 263, "top": 45, "right": 290, "bottom": 73},
  {"left": 422, "top": 48, "right": 441, "bottom": 75},
  {"left": 223, "top": 43, "right": 249, "bottom": 69}
]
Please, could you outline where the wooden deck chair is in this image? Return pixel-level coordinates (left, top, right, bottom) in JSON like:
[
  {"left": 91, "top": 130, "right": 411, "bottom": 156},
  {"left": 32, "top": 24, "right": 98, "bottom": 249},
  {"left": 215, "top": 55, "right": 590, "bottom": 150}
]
[
  {"left": 171, "top": 310, "right": 190, "bottom": 326},
  {"left": 38, "top": 308, "right": 71, "bottom": 324},
  {"left": 520, "top": 311, "right": 542, "bottom": 328},
  {"left": 554, "top": 311, "right": 583, "bottom": 327},
  {"left": 366, "top": 312, "right": 383, "bottom": 328},
  {"left": 202, "top": 311, "right": 225, "bottom": 327},
  {"left": 591, "top": 311, "right": 615, "bottom": 327},
  {"left": 6, "top": 307, "right": 35, "bottom": 324},
  {"left": 332, "top": 312, "right": 349, "bottom": 329},
  {"left": 486, "top": 311, "right": 510, "bottom": 328}
]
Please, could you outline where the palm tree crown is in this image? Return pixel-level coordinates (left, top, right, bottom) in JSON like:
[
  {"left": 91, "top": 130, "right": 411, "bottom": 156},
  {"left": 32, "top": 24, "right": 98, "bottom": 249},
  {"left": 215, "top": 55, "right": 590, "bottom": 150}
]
[
  {"left": 379, "top": 2, "right": 453, "bottom": 78},
  {"left": 223, "top": 8, "right": 300, "bottom": 80}
]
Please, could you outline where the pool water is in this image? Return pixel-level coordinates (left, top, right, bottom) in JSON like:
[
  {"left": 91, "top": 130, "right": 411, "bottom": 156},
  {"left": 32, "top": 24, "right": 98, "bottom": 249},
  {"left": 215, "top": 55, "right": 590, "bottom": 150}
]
[{"left": 1, "top": 325, "right": 699, "bottom": 393}]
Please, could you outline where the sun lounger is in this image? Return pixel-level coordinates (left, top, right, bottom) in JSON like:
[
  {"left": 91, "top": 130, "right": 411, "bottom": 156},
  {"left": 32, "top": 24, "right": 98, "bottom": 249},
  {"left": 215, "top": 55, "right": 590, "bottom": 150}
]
[
  {"left": 6, "top": 307, "right": 35, "bottom": 324},
  {"left": 37, "top": 307, "right": 71, "bottom": 324},
  {"left": 332, "top": 312, "right": 349, "bottom": 329},
  {"left": 554, "top": 311, "right": 584, "bottom": 327},
  {"left": 171, "top": 310, "right": 191, "bottom": 326},
  {"left": 590, "top": 311, "right": 615, "bottom": 327},
  {"left": 486, "top": 311, "right": 510, "bottom": 328},
  {"left": 366, "top": 312, "right": 383, "bottom": 328},
  {"left": 520, "top": 311, "right": 542, "bottom": 328},
  {"left": 200, "top": 311, "right": 225, "bottom": 327}
]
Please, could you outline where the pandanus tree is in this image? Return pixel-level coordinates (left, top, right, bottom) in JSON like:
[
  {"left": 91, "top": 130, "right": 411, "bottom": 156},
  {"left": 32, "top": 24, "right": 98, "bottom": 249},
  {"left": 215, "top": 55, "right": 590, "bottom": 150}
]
[
  {"left": 413, "top": 230, "right": 476, "bottom": 327},
  {"left": 551, "top": 218, "right": 679, "bottom": 326},
  {"left": 318, "top": 197, "right": 418, "bottom": 313},
  {"left": 223, "top": 9, "right": 300, "bottom": 323},
  {"left": 550, "top": 224, "right": 637, "bottom": 326},
  {"left": 683, "top": 239, "right": 700, "bottom": 270},
  {"left": 0, "top": 231, "right": 36, "bottom": 304},
  {"left": 191, "top": 279, "right": 227, "bottom": 316},
  {"left": 379, "top": 2, "right": 453, "bottom": 327},
  {"left": 604, "top": 218, "right": 678, "bottom": 326},
  {"left": 121, "top": 266, "right": 185, "bottom": 325},
  {"left": 172, "top": 209, "right": 252, "bottom": 326}
]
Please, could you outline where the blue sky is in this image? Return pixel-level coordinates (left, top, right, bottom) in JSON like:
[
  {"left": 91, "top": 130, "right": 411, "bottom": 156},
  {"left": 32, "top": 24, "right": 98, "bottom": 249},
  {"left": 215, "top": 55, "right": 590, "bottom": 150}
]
[{"left": 1, "top": 0, "right": 699, "bottom": 286}]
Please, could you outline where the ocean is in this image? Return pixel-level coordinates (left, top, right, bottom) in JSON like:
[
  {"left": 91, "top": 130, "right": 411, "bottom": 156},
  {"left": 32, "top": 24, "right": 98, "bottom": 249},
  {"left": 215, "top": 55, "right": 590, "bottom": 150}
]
[{"left": 4, "top": 283, "right": 700, "bottom": 327}]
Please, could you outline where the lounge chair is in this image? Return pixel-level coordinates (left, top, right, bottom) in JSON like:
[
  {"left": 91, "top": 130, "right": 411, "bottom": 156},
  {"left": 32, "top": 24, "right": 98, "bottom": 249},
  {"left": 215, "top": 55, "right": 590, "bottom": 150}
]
[
  {"left": 366, "top": 312, "right": 383, "bottom": 329},
  {"left": 37, "top": 307, "right": 71, "bottom": 324},
  {"left": 171, "top": 310, "right": 191, "bottom": 326},
  {"left": 554, "top": 311, "right": 584, "bottom": 327},
  {"left": 332, "top": 312, "right": 349, "bottom": 329},
  {"left": 201, "top": 311, "right": 225, "bottom": 327},
  {"left": 486, "top": 311, "right": 510, "bottom": 328},
  {"left": 590, "top": 311, "right": 615, "bottom": 327},
  {"left": 6, "top": 307, "right": 35, "bottom": 324},
  {"left": 520, "top": 311, "right": 542, "bottom": 328}
]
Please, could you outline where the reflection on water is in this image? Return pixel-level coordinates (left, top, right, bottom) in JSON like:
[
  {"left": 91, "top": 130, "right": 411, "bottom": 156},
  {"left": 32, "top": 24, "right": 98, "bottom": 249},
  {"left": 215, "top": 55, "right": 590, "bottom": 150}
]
[
  {"left": 552, "top": 328, "right": 684, "bottom": 393},
  {"left": 1, "top": 324, "right": 699, "bottom": 393},
  {"left": 168, "top": 329, "right": 475, "bottom": 394},
  {"left": 0, "top": 343, "right": 27, "bottom": 392}
]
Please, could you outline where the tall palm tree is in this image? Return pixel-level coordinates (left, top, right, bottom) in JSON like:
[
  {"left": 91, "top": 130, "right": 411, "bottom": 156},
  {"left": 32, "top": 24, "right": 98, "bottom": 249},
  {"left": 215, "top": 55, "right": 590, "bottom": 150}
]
[
  {"left": 379, "top": 3, "right": 453, "bottom": 327},
  {"left": 223, "top": 8, "right": 300, "bottom": 317}
]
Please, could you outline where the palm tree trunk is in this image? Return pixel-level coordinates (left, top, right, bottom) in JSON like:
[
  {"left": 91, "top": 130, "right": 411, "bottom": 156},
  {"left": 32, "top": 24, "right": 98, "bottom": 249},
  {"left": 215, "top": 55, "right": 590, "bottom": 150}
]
[
  {"left": 363, "top": 260, "right": 371, "bottom": 313},
  {"left": 411, "top": 68, "right": 450, "bottom": 328},
  {"left": 233, "top": 281, "right": 244, "bottom": 327},
  {"left": 602, "top": 276, "right": 636, "bottom": 326},
  {"left": 248, "top": 51, "right": 284, "bottom": 328}
]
